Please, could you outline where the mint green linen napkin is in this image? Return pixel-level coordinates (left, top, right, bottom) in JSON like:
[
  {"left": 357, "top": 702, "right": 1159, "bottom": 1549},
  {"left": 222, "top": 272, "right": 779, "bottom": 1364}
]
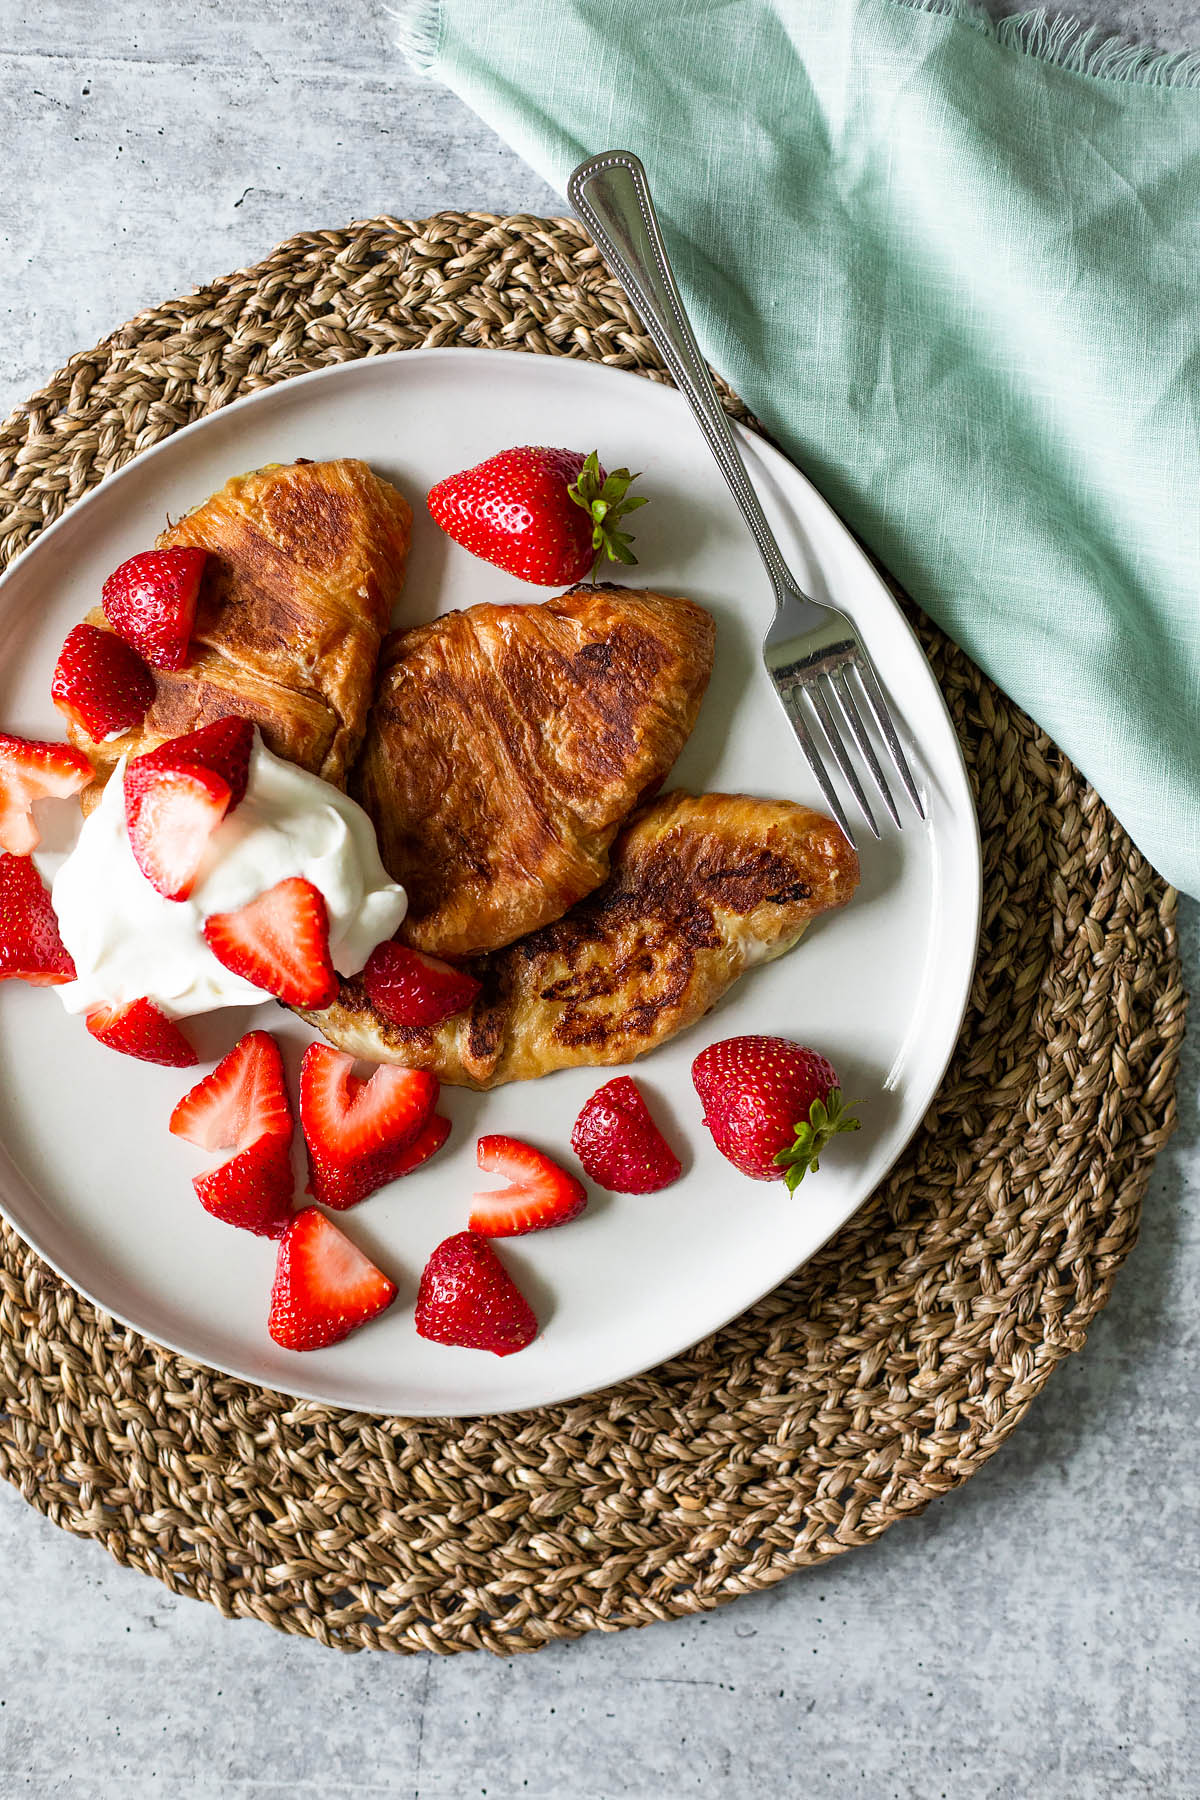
[{"left": 397, "top": 0, "right": 1200, "bottom": 895}]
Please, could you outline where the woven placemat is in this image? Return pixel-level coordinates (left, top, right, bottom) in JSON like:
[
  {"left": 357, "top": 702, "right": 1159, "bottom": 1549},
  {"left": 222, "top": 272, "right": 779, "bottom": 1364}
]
[{"left": 0, "top": 215, "right": 1185, "bottom": 1656}]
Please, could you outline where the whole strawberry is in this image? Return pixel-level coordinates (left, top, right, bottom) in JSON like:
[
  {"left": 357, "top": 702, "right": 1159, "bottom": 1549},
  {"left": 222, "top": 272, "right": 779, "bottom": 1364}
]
[
  {"left": 427, "top": 446, "right": 647, "bottom": 586},
  {"left": 692, "top": 1035, "right": 859, "bottom": 1188}
]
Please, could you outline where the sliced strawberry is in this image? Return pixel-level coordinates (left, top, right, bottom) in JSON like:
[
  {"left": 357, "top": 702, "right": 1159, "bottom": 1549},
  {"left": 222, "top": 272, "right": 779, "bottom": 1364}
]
[
  {"left": 86, "top": 997, "right": 197, "bottom": 1067},
  {"left": 193, "top": 1132, "right": 295, "bottom": 1240},
  {"left": 127, "top": 717, "right": 255, "bottom": 812},
  {"left": 299, "top": 1042, "right": 439, "bottom": 1209},
  {"left": 51, "top": 623, "right": 155, "bottom": 742},
  {"left": 0, "top": 733, "right": 93, "bottom": 855},
  {"left": 468, "top": 1134, "right": 587, "bottom": 1238},
  {"left": 101, "top": 547, "right": 206, "bottom": 670},
  {"left": 415, "top": 1230, "right": 537, "bottom": 1356},
  {"left": 362, "top": 940, "right": 481, "bottom": 1028},
  {"left": 315, "top": 1109, "right": 451, "bottom": 1210},
  {"left": 124, "top": 760, "right": 231, "bottom": 901},
  {"left": 570, "top": 1076, "right": 681, "bottom": 1194},
  {"left": 169, "top": 1029, "right": 292, "bottom": 1152},
  {"left": 203, "top": 877, "right": 337, "bottom": 1008},
  {"left": 268, "top": 1206, "right": 397, "bottom": 1350},
  {"left": 387, "top": 1111, "right": 451, "bottom": 1178},
  {"left": 0, "top": 852, "right": 76, "bottom": 986}
]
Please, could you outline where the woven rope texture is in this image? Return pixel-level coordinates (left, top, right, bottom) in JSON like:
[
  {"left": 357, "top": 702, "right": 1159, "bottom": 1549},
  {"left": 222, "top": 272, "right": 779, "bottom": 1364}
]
[{"left": 0, "top": 215, "right": 1185, "bottom": 1655}]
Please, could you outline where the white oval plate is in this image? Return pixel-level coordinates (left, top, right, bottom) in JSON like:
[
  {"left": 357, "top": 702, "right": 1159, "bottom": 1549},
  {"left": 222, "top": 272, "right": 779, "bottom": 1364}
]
[{"left": 0, "top": 348, "right": 980, "bottom": 1416}]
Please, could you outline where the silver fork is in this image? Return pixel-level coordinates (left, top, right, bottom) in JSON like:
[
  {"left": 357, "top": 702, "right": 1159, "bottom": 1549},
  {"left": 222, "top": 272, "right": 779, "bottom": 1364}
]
[{"left": 567, "top": 150, "right": 924, "bottom": 844}]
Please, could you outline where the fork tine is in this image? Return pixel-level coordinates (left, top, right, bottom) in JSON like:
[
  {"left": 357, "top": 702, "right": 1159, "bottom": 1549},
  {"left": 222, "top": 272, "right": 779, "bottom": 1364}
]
[
  {"left": 829, "top": 667, "right": 901, "bottom": 829},
  {"left": 776, "top": 683, "right": 856, "bottom": 847},
  {"left": 808, "top": 680, "right": 880, "bottom": 838},
  {"left": 853, "top": 655, "right": 926, "bottom": 820}
]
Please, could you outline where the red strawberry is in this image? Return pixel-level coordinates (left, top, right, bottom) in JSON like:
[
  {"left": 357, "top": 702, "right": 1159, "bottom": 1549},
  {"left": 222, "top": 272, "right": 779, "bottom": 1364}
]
[
  {"left": 193, "top": 1132, "right": 295, "bottom": 1239},
  {"left": 570, "top": 1076, "right": 681, "bottom": 1194},
  {"left": 427, "top": 447, "right": 647, "bottom": 586},
  {"left": 387, "top": 1111, "right": 451, "bottom": 1179},
  {"left": 125, "top": 761, "right": 231, "bottom": 901},
  {"left": 123, "top": 718, "right": 255, "bottom": 900},
  {"left": 128, "top": 717, "right": 254, "bottom": 811},
  {"left": 415, "top": 1230, "right": 537, "bottom": 1356},
  {"left": 362, "top": 940, "right": 481, "bottom": 1028},
  {"left": 691, "top": 1036, "right": 859, "bottom": 1188},
  {"left": 101, "top": 547, "right": 206, "bottom": 670},
  {"left": 169, "top": 1029, "right": 292, "bottom": 1152},
  {"left": 86, "top": 997, "right": 197, "bottom": 1067},
  {"left": 0, "top": 734, "right": 93, "bottom": 855},
  {"left": 299, "top": 1042, "right": 439, "bottom": 1209},
  {"left": 171, "top": 1031, "right": 294, "bottom": 1238},
  {"left": 268, "top": 1206, "right": 397, "bottom": 1350},
  {"left": 468, "top": 1134, "right": 587, "bottom": 1237},
  {"left": 51, "top": 623, "right": 155, "bottom": 742},
  {"left": 0, "top": 852, "right": 75, "bottom": 985},
  {"left": 203, "top": 876, "right": 337, "bottom": 1008}
]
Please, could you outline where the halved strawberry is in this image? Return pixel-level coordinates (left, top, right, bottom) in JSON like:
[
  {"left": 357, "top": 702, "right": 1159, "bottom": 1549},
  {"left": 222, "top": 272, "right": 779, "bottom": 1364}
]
[
  {"left": 268, "top": 1206, "right": 397, "bottom": 1350},
  {"left": 0, "top": 852, "right": 76, "bottom": 986},
  {"left": 86, "top": 997, "right": 197, "bottom": 1067},
  {"left": 0, "top": 733, "right": 93, "bottom": 855},
  {"left": 51, "top": 623, "right": 155, "bottom": 742},
  {"left": 124, "top": 760, "right": 231, "bottom": 901},
  {"left": 570, "top": 1076, "right": 681, "bottom": 1194},
  {"left": 127, "top": 717, "right": 254, "bottom": 812},
  {"left": 299, "top": 1042, "right": 439, "bottom": 1209},
  {"left": 193, "top": 1132, "right": 294, "bottom": 1239},
  {"left": 468, "top": 1134, "right": 587, "bottom": 1237},
  {"left": 362, "top": 941, "right": 481, "bottom": 1028},
  {"left": 388, "top": 1111, "right": 451, "bottom": 1178},
  {"left": 101, "top": 547, "right": 206, "bottom": 671},
  {"left": 415, "top": 1230, "right": 537, "bottom": 1356},
  {"left": 171, "top": 1031, "right": 295, "bottom": 1238},
  {"left": 203, "top": 876, "right": 337, "bottom": 1007},
  {"left": 169, "top": 1029, "right": 292, "bottom": 1152}
]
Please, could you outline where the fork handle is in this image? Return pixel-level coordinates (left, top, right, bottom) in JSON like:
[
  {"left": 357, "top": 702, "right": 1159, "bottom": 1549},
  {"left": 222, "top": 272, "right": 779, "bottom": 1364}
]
[{"left": 568, "top": 151, "right": 795, "bottom": 598}]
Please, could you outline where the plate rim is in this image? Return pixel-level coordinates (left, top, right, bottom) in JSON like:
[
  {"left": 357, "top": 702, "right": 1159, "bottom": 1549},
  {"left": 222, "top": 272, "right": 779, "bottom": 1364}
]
[{"left": 0, "top": 345, "right": 982, "bottom": 1416}]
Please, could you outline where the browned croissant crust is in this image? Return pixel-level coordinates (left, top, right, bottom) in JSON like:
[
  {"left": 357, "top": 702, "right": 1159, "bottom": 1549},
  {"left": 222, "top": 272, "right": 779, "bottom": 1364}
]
[
  {"left": 71, "top": 458, "right": 412, "bottom": 791},
  {"left": 301, "top": 791, "right": 859, "bottom": 1088},
  {"left": 352, "top": 585, "right": 715, "bottom": 958}
]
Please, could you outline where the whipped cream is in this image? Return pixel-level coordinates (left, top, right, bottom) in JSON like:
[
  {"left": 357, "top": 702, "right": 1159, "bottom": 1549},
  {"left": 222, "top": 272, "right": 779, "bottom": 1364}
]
[{"left": 52, "top": 740, "right": 407, "bottom": 1019}]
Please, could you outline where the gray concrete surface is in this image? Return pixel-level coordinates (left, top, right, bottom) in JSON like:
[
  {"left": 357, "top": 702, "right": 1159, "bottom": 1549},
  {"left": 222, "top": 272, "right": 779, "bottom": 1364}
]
[{"left": 0, "top": 4, "right": 1197, "bottom": 1796}]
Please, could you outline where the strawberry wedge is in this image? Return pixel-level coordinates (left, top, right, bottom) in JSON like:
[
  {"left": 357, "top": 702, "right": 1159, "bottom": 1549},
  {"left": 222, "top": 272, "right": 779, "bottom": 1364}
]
[
  {"left": 268, "top": 1207, "right": 397, "bottom": 1350},
  {"left": 101, "top": 547, "right": 206, "bottom": 671},
  {"left": 299, "top": 1042, "right": 440, "bottom": 1209},
  {"left": 362, "top": 940, "right": 481, "bottom": 1028},
  {"left": 51, "top": 623, "right": 155, "bottom": 742},
  {"left": 415, "top": 1230, "right": 538, "bottom": 1356},
  {"left": 468, "top": 1134, "right": 587, "bottom": 1237},
  {"left": 124, "top": 719, "right": 255, "bottom": 901},
  {"left": 86, "top": 997, "right": 197, "bottom": 1067},
  {"left": 204, "top": 876, "right": 338, "bottom": 1008},
  {"left": 170, "top": 1030, "right": 294, "bottom": 1238},
  {"left": 0, "top": 852, "right": 76, "bottom": 986},
  {"left": 0, "top": 733, "right": 93, "bottom": 856}
]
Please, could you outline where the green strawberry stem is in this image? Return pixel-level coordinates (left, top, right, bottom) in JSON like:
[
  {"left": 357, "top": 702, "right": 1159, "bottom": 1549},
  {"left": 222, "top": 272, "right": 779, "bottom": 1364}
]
[
  {"left": 773, "top": 1089, "right": 860, "bottom": 1191},
  {"left": 567, "top": 451, "right": 650, "bottom": 579}
]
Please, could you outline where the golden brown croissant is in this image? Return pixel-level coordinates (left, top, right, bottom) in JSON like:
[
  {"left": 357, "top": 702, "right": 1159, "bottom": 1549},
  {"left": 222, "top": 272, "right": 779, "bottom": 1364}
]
[
  {"left": 302, "top": 791, "right": 859, "bottom": 1087},
  {"left": 352, "top": 584, "right": 715, "bottom": 957},
  {"left": 71, "top": 458, "right": 412, "bottom": 790}
]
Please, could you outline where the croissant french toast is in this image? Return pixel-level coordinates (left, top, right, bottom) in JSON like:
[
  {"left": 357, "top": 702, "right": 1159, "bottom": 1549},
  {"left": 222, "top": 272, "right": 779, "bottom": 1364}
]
[
  {"left": 301, "top": 791, "right": 859, "bottom": 1087},
  {"left": 72, "top": 458, "right": 412, "bottom": 790},
  {"left": 352, "top": 584, "right": 715, "bottom": 958}
]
